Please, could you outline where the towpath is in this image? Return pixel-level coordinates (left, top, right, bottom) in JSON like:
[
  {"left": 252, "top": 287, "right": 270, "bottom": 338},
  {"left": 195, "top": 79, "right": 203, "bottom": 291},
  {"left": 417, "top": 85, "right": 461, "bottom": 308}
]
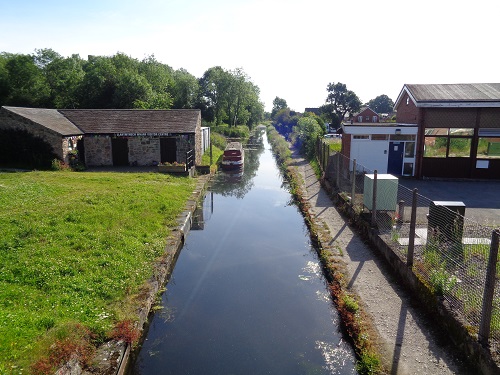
[{"left": 291, "top": 149, "right": 469, "bottom": 374}]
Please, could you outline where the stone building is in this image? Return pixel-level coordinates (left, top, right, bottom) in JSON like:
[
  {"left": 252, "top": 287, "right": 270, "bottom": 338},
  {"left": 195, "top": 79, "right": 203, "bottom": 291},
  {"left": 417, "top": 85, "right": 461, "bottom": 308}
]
[{"left": 0, "top": 106, "right": 203, "bottom": 167}]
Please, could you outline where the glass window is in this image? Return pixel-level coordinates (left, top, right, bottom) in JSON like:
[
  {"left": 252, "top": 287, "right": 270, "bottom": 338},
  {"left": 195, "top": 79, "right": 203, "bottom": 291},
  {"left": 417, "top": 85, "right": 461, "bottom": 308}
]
[
  {"left": 477, "top": 137, "right": 500, "bottom": 159},
  {"left": 357, "top": 116, "right": 362, "bottom": 122},
  {"left": 390, "top": 134, "right": 415, "bottom": 141},
  {"left": 353, "top": 135, "right": 369, "bottom": 139},
  {"left": 403, "top": 162, "right": 413, "bottom": 176},
  {"left": 371, "top": 134, "right": 388, "bottom": 141},
  {"left": 448, "top": 138, "right": 471, "bottom": 157},
  {"left": 424, "top": 137, "right": 447, "bottom": 157},
  {"left": 449, "top": 128, "right": 474, "bottom": 136},
  {"left": 405, "top": 142, "right": 415, "bottom": 157},
  {"left": 425, "top": 128, "right": 448, "bottom": 136}
]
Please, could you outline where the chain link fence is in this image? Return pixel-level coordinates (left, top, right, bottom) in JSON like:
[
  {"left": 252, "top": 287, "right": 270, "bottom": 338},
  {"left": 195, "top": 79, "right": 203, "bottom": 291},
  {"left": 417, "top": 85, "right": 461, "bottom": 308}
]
[{"left": 318, "top": 138, "right": 500, "bottom": 351}]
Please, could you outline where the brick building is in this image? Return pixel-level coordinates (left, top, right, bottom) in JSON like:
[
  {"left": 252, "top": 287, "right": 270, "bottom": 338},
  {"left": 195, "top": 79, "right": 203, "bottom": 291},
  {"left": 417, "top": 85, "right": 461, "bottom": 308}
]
[{"left": 394, "top": 83, "right": 500, "bottom": 179}]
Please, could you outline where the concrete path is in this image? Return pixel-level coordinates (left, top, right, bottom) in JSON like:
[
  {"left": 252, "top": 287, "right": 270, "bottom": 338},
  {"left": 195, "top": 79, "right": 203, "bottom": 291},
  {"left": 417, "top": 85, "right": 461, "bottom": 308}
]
[{"left": 291, "top": 151, "right": 469, "bottom": 374}]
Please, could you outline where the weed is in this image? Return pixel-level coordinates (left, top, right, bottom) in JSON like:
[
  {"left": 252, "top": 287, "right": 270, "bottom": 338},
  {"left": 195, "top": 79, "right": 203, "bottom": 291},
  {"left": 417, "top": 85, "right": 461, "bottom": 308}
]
[
  {"left": 429, "top": 268, "right": 458, "bottom": 295},
  {"left": 342, "top": 294, "right": 359, "bottom": 314}
]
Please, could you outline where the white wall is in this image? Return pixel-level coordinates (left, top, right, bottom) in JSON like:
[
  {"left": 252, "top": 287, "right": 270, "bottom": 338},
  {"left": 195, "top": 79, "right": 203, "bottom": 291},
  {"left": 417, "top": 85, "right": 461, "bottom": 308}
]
[{"left": 351, "top": 139, "right": 389, "bottom": 173}]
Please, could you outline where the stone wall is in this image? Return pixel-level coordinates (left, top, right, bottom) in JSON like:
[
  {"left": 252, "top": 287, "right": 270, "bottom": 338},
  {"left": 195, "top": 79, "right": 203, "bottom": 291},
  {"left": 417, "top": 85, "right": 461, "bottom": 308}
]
[
  {"left": 82, "top": 133, "right": 200, "bottom": 167},
  {"left": 0, "top": 109, "right": 68, "bottom": 162},
  {"left": 84, "top": 136, "right": 112, "bottom": 166},
  {"left": 128, "top": 137, "right": 160, "bottom": 166}
]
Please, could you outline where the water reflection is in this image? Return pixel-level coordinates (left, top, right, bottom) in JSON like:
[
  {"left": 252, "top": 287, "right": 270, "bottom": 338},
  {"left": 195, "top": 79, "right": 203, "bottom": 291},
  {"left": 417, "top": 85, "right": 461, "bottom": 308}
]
[
  {"left": 129, "top": 128, "right": 357, "bottom": 375},
  {"left": 210, "top": 127, "right": 266, "bottom": 199}
]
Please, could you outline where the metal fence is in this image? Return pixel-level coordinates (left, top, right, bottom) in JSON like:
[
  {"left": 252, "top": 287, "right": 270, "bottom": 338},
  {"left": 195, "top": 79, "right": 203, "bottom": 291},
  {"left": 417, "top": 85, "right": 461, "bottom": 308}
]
[{"left": 317, "top": 139, "right": 500, "bottom": 350}]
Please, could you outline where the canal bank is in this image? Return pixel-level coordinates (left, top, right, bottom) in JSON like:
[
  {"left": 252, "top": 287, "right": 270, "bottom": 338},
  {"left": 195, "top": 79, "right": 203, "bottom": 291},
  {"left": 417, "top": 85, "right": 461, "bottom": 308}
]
[
  {"left": 287, "top": 147, "right": 473, "bottom": 374},
  {"left": 55, "top": 173, "right": 213, "bottom": 375}
]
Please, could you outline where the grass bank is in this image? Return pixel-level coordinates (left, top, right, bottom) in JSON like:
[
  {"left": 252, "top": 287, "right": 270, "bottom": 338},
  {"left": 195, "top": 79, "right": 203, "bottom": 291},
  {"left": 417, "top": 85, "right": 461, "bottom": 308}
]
[{"left": 0, "top": 171, "right": 196, "bottom": 373}]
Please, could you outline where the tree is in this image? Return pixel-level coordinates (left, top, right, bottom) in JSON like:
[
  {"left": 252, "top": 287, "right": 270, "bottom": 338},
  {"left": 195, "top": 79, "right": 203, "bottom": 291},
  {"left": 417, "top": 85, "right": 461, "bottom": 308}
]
[
  {"left": 199, "top": 66, "right": 230, "bottom": 125},
  {"left": 271, "top": 97, "right": 288, "bottom": 119},
  {"left": 367, "top": 94, "right": 395, "bottom": 114},
  {"left": 44, "top": 54, "right": 85, "bottom": 108},
  {"left": 171, "top": 68, "right": 199, "bottom": 109},
  {"left": 325, "top": 82, "right": 361, "bottom": 129},
  {"left": 2, "top": 53, "right": 50, "bottom": 107},
  {"left": 291, "top": 116, "right": 323, "bottom": 159}
]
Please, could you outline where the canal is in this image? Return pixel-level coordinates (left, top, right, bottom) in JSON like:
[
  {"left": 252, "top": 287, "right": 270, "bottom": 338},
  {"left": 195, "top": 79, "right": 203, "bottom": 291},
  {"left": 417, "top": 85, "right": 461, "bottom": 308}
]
[{"left": 129, "top": 128, "right": 357, "bottom": 374}]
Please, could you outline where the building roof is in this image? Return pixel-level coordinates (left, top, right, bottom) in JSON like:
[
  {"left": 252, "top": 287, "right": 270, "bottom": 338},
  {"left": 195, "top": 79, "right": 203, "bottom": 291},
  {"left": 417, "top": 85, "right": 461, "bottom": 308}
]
[
  {"left": 59, "top": 109, "right": 200, "bottom": 134},
  {"left": 353, "top": 107, "right": 378, "bottom": 117},
  {"left": 1, "top": 107, "right": 201, "bottom": 136},
  {"left": 395, "top": 83, "right": 500, "bottom": 108},
  {"left": 2, "top": 106, "right": 83, "bottom": 136}
]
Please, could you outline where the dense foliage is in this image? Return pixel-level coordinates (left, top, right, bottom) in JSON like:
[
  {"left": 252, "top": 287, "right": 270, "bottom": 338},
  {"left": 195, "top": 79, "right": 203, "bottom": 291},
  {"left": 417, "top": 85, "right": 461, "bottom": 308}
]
[
  {"left": 367, "top": 94, "right": 395, "bottom": 114},
  {"left": 0, "top": 49, "right": 264, "bottom": 128}
]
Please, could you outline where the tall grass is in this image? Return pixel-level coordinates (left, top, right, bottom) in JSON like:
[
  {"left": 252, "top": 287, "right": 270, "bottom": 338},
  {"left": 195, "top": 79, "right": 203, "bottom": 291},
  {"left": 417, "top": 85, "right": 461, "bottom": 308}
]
[{"left": 0, "top": 171, "right": 195, "bottom": 371}]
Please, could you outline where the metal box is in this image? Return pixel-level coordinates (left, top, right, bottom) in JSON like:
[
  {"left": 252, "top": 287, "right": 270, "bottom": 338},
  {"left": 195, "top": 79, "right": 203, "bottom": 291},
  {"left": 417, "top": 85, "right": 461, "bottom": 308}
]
[
  {"left": 427, "top": 201, "right": 466, "bottom": 242},
  {"left": 363, "top": 174, "right": 398, "bottom": 211}
]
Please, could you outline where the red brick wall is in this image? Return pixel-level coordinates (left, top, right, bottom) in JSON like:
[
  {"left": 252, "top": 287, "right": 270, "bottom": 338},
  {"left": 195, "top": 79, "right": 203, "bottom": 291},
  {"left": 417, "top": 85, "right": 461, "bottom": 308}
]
[{"left": 395, "top": 92, "right": 418, "bottom": 124}]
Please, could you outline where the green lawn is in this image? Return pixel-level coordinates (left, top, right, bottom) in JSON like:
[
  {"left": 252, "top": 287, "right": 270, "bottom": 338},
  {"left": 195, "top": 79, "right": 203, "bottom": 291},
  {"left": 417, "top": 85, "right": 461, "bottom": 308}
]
[{"left": 0, "top": 171, "right": 196, "bottom": 373}]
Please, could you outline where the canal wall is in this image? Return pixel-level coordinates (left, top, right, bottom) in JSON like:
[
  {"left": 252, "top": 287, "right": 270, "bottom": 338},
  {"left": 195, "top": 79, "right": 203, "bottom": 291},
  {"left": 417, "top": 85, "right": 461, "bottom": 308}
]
[{"left": 55, "top": 174, "right": 212, "bottom": 375}]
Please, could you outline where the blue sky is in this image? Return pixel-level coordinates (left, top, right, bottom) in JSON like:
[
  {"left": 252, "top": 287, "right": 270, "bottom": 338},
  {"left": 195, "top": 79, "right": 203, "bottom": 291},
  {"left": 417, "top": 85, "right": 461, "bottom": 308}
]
[{"left": 1, "top": 0, "right": 498, "bottom": 112}]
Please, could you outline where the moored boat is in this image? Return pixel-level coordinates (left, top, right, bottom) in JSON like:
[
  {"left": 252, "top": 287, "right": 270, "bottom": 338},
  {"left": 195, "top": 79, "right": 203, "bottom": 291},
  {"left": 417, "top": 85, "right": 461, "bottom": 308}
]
[{"left": 221, "top": 142, "right": 244, "bottom": 171}]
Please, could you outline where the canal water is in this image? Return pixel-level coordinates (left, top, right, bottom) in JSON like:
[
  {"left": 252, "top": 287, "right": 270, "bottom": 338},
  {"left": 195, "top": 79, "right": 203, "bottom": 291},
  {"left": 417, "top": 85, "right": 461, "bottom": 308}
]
[{"left": 129, "top": 128, "right": 357, "bottom": 374}]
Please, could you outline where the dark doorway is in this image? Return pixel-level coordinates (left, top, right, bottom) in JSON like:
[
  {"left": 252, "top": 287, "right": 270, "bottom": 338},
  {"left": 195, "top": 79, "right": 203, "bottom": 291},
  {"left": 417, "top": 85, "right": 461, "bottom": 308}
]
[
  {"left": 160, "top": 137, "right": 177, "bottom": 163},
  {"left": 387, "top": 141, "right": 403, "bottom": 175},
  {"left": 112, "top": 138, "right": 129, "bottom": 166},
  {"left": 77, "top": 139, "right": 85, "bottom": 164}
]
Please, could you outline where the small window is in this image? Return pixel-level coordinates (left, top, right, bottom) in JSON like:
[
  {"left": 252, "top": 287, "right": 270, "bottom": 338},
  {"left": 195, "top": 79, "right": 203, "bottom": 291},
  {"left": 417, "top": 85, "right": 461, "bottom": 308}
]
[
  {"left": 372, "top": 116, "right": 378, "bottom": 122},
  {"left": 365, "top": 116, "right": 370, "bottom": 121},
  {"left": 405, "top": 142, "right": 415, "bottom": 157},
  {"left": 406, "top": 97, "right": 409, "bottom": 105},
  {"left": 353, "top": 135, "right": 369, "bottom": 140},
  {"left": 357, "top": 116, "right": 363, "bottom": 122},
  {"left": 403, "top": 162, "right": 414, "bottom": 176},
  {"left": 371, "top": 134, "right": 388, "bottom": 141}
]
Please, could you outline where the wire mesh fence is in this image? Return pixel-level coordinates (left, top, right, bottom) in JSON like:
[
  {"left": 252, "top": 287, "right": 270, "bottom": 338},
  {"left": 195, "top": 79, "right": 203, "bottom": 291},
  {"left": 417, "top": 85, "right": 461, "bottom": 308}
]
[{"left": 319, "top": 138, "right": 500, "bottom": 350}]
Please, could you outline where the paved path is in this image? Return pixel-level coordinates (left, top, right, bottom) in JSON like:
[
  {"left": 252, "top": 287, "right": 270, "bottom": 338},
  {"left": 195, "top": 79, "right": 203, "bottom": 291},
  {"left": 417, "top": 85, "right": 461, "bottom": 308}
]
[{"left": 291, "top": 150, "right": 469, "bottom": 374}]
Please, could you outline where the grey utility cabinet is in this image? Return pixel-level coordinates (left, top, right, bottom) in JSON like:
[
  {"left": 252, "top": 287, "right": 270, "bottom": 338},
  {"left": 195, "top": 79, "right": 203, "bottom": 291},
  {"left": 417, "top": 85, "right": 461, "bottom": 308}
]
[{"left": 363, "top": 173, "right": 398, "bottom": 211}]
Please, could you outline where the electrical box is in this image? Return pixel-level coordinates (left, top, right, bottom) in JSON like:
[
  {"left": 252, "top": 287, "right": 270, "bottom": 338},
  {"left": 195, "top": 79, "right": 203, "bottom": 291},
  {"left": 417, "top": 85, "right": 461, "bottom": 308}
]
[
  {"left": 427, "top": 201, "right": 466, "bottom": 242},
  {"left": 363, "top": 174, "right": 398, "bottom": 211}
]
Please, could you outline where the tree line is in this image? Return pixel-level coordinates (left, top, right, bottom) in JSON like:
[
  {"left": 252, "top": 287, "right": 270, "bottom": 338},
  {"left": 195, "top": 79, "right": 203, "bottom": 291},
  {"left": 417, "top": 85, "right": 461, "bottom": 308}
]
[
  {"left": 270, "top": 82, "right": 395, "bottom": 159},
  {"left": 0, "top": 49, "right": 264, "bottom": 128}
]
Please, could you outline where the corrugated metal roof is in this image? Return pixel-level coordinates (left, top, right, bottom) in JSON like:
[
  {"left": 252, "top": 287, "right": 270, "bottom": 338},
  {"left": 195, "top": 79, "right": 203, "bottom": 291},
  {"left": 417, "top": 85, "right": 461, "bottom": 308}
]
[
  {"left": 2, "top": 106, "right": 83, "bottom": 136},
  {"left": 59, "top": 109, "right": 200, "bottom": 134},
  {"left": 406, "top": 83, "right": 500, "bottom": 103}
]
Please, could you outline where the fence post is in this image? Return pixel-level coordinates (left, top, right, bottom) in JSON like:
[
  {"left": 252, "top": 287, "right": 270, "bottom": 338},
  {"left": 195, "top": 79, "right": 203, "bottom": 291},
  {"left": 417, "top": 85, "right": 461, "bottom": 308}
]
[
  {"left": 351, "top": 159, "right": 356, "bottom": 207},
  {"left": 336, "top": 153, "right": 340, "bottom": 189},
  {"left": 407, "top": 188, "right": 418, "bottom": 267},
  {"left": 371, "top": 170, "right": 377, "bottom": 227},
  {"left": 479, "top": 229, "right": 500, "bottom": 347}
]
